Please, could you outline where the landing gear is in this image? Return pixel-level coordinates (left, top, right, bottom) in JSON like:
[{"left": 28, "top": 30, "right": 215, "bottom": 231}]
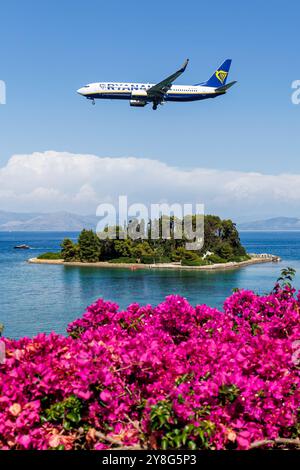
[
  {"left": 152, "top": 103, "right": 158, "bottom": 110},
  {"left": 92, "top": 99, "right": 95, "bottom": 106}
]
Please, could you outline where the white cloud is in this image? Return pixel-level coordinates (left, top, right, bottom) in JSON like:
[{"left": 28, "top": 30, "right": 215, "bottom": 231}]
[{"left": 0, "top": 150, "right": 299, "bottom": 219}]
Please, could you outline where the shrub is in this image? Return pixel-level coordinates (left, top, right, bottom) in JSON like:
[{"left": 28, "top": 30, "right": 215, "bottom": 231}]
[
  {"left": 140, "top": 255, "right": 156, "bottom": 264},
  {"left": 215, "top": 242, "right": 234, "bottom": 261},
  {"left": 230, "top": 255, "right": 251, "bottom": 263},
  {"left": 158, "top": 256, "right": 172, "bottom": 264},
  {"left": 108, "top": 257, "right": 137, "bottom": 264},
  {"left": 206, "top": 254, "right": 227, "bottom": 264},
  {"left": 181, "top": 258, "right": 207, "bottom": 266},
  {"left": 1, "top": 285, "right": 300, "bottom": 450},
  {"left": 179, "top": 250, "right": 204, "bottom": 266},
  {"left": 61, "top": 238, "right": 79, "bottom": 262},
  {"left": 37, "top": 252, "right": 62, "bottom": 260}
]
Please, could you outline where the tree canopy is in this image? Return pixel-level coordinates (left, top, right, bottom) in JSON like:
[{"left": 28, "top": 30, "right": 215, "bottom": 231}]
[{"left": 58, "top": 215, "right": 248, "bottom": 265}]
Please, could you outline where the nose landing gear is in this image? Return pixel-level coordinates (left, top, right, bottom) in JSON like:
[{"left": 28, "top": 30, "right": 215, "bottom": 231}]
[{"left": 152, "top": 102, "right": 158, "bottom": 110}]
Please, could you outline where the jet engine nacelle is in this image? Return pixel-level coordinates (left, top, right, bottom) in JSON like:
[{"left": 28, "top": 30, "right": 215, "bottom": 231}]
[
  {"left": 130, "top": 100, "right": 147, "bottom": 107},
  {"left": 131, "top": 89, "right": 148, "bottom": 98}
]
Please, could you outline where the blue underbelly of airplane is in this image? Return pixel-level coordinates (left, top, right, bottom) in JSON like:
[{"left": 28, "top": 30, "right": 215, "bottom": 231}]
[{"left": 85, "top": 93, "right": 218, "bottom": 102}]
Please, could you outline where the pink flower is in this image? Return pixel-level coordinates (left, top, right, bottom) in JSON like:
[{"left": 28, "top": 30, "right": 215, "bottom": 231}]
[
  {"left": 100, "top": 390, "right": 112, "bottom": 402},
  {"left": 0, "top": 287, "right": 299, "bottom": 450},
  {"left": 17, "top": 435, "right": 32, "bottom": 449},
  {"left": 9, "top": 403, "right": 22, "bottom": 417}
]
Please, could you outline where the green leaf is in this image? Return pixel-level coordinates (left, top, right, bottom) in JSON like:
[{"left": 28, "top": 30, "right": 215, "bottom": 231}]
[{"left": 188, "top": 441, "right": 197, "bottom": 450}]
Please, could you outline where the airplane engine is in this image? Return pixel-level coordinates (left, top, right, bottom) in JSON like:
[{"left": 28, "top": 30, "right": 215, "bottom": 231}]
[{"left": 130, "top": 100, "right": 147, "bottom": 107}]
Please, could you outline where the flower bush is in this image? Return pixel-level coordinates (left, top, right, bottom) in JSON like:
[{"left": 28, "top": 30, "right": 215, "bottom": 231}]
[{"left": 0, "top": 285, "right": 300, "bottom": 450}]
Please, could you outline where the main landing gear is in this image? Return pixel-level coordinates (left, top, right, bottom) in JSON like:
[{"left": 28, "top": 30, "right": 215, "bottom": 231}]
[{"left": 152, "top": 100, "right": 165, "bottom": 110}]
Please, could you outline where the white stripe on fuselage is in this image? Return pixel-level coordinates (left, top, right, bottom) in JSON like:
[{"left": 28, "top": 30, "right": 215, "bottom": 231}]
[{"left": 77, "top": 82, "right": 217, "bottom": 98}]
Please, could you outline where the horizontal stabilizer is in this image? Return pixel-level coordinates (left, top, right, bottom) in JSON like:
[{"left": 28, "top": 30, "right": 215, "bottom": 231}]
[{"left": 216, "top": 80, "right": 237, "bottom": 93}]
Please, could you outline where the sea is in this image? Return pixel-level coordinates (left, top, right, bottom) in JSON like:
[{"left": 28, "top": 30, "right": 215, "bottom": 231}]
[{"left": 1, "top": 231, "right": 300, "bottom": 339}]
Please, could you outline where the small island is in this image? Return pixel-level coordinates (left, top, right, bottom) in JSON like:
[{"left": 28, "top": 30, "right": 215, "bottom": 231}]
[{"left": 29, "top": 215, "right": 280, "bottom": 270}]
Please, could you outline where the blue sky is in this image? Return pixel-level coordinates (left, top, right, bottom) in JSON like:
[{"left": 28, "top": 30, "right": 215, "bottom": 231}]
[
  {"left": 0, "top": 0, "right": 299, "bottom": 172},
  {"left": 0, "top": 0, "right": 299, "bottom": 219}
]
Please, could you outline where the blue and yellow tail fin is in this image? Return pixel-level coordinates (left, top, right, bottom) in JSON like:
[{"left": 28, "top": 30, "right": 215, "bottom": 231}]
[{"left": 195, "top": 59, "right": 232, "bottom": 87}]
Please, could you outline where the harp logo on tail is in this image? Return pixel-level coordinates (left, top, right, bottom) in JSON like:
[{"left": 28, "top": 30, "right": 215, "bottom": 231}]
[{"left": 215, "top": 70, "right": 228, "bottom": 84}]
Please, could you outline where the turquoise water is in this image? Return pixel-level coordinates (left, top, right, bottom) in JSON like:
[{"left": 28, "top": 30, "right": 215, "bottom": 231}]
[{"left": 1, "top": 231, "right": 300, "bottom": 339}]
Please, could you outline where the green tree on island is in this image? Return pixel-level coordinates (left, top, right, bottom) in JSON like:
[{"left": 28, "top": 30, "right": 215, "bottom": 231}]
[
  {"left": 61, "top": 238, "right": 78, "bottom": 262},
  {"left": 40, "top": 215, "right": 249, "bottom": 266},
  {"left": 78, "top": 229, "right": 101, "bottom": 262}
]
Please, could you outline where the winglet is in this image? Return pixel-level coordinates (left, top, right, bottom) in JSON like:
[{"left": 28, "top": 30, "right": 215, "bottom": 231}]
[{"left": 181, "top": 59, "right": 189, "bottom": 72}]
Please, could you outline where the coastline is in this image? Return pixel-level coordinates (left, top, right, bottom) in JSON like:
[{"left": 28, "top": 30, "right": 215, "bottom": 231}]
[{"left": 27, "top": 255, "right": 281, "bottom": 271}]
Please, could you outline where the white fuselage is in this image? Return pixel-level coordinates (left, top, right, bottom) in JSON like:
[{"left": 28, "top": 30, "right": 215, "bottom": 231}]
[{"left": 77, "top": 82, "right": 221, "bottom": 105}]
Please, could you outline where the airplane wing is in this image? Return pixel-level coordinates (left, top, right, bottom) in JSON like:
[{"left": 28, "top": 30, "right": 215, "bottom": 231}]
[{"left": 147, "top": 59, "right": 189, "bottom": 99}]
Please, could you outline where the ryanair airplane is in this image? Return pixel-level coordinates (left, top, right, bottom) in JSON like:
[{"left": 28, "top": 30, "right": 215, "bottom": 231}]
[{"left": 77, "top": 59, "right": 236, "bottom": 110}]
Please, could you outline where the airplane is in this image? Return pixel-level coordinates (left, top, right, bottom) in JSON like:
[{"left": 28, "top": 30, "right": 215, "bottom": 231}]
[{"left": 76, "top": 59, "right": 236, "bottom": 110}]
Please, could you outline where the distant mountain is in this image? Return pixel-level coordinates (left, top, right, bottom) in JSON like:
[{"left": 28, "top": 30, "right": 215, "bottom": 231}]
[
  {"left": 238, "top": 217, "right": 300, "bottom": 231},
  {"left": 0, "top": 211, "right": 99, "bottom": 231},
  {"left": 2, "top": 211, "right": 300, "bottom": 232}
]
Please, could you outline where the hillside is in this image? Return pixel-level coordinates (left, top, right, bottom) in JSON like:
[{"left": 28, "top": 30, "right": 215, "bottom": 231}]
[
  {"left": 238, "top": 217, "right": 300, "bottom": 231},
  {"left": 0, "top": 210, "right": 98, "bottom": 232}
]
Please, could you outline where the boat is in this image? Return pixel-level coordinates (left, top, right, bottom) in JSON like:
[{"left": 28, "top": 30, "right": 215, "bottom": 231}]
[{"left": 14, "top": 244, "right": 30, "bottom": 250}]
